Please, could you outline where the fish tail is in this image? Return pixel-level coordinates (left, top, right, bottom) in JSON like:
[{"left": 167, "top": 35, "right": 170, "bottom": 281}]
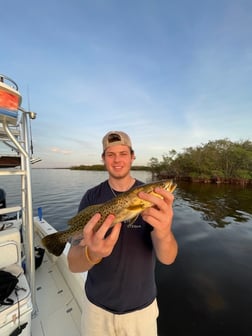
[{"left": 41, "top": 231, "right": 67, "bottom": 256}]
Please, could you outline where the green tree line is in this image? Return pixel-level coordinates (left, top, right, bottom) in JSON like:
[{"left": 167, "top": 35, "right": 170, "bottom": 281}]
[
  {"left": 70, "top": 164, "right": 150, "bottom": 171},
  {"left": 148, "top": 139, "right": 252, "bottom": 182}
]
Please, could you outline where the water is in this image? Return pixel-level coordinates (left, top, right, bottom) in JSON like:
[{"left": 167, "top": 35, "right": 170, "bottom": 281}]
[
  {"left": 1, "top": 169, "right": 252, "bottom": 335},
  {"left": 156, "top": 182, "right": 252, "bottom": 336}
]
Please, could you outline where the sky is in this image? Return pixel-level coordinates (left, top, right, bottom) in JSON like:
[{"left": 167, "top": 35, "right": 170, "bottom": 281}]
[{"left": 1, "top": 0, "right": 252, "bottom": 168}]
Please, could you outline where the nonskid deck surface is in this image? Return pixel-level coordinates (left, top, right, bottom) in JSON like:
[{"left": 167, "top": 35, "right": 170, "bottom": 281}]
[{"left": 32, "top": 240, "right": 82, "bottom": 336}]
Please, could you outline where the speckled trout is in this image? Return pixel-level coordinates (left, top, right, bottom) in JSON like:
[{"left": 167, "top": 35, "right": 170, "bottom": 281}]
[{"left": 42, "top": 179, "right": 176, "bottom": 256}]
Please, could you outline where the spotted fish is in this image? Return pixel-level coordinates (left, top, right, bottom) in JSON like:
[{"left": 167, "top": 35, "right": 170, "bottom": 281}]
[{"left": 41, "top": 179, "right": 177, "bottom": 256}]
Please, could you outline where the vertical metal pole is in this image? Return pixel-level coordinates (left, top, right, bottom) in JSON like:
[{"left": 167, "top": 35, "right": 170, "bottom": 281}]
[{"left": 22, "top": 112, "right": 37, "bottom": 315}]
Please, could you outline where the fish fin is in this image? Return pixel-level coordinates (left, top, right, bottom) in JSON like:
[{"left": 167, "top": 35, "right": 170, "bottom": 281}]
[{"left": 41, "top": 231, "right": 67, "bottom": 256}]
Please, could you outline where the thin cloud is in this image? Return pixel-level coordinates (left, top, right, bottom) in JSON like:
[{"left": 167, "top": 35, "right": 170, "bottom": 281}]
[{"left": 50, "top": 147, "right": 72, "bottom": 155}]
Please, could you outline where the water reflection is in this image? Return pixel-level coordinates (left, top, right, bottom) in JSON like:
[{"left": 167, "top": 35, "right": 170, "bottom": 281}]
[
  {"left": 175, "top": 182, "right": 252, "bottom": 228},
  {"left": 156, "top": 182, "right": 252, "bottom": 336}
]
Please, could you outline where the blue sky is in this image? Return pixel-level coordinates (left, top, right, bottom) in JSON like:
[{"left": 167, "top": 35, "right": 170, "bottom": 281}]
[{"left": 2, "top": 0, "right": 251, "bottom": 167}]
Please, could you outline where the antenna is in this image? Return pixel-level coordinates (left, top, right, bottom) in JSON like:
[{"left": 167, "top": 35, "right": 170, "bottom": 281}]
[{"left": 27, "top": 85, "right": 34, "bottom": 155}]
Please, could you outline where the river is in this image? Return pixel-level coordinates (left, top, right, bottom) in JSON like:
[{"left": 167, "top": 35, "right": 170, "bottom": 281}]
[{"left": 1, "top": 169, "right": 252, "bottom": 336}]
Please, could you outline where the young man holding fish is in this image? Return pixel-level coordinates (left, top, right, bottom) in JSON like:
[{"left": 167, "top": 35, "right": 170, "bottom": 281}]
[{"left": 67, "top": 131, "right": 178, "bottom": 336}]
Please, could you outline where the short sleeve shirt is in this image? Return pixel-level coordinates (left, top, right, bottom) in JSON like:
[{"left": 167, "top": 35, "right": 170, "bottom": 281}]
[{"left": 78, "top": 179, "right": 156, "bottom": 314}]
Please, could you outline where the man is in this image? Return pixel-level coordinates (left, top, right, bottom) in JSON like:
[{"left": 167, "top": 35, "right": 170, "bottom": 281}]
[{"left": 67, "top": 131, "right": 178, "bottom": 336}]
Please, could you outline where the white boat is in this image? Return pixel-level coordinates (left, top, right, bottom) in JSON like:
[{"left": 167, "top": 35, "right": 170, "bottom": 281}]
[{"left": 0, "top": 75, "right": 85, "bottom": 336}]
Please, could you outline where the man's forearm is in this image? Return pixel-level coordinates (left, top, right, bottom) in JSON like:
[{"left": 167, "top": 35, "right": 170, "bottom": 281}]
[
  {"left": 67, "top": 244, "right": 95, "bottom": 273},
  {"left": 151, "top": 230, "right": 178, "bottom": 265}
]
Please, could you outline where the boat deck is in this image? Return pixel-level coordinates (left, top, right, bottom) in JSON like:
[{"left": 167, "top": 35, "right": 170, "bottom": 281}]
[{"left": 32, "top": 224, "right": 83, "bottom": 336}]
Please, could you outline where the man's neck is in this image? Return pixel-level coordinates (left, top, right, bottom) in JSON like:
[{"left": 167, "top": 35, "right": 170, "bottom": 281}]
[{"left": 108, "top": 176, "right": 135, "bottom": 192}]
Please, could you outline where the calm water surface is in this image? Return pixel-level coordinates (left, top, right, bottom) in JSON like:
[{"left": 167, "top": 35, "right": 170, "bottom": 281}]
[{"left": 1, "top": 169, "right": 252, "bottom": 336}]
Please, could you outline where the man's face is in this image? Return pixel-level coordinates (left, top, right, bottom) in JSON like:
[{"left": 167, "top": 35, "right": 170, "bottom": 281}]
[{"left": 103, "top": 145, "right": 134, "bottom": 179}]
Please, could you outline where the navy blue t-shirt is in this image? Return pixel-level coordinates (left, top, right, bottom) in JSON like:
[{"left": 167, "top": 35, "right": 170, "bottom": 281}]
[{"left": 78, "top": 179, "right": 157, "bottom": 314}]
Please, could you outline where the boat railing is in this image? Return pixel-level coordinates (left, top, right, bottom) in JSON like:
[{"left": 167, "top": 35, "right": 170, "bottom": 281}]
[
  {"left": 0, "top": 205, "right": 21, "bottom": 217},
  {"left": 0, "top": 74, "right": 19, "bottom": 91},
  {"left": 0, "top": 75, "right": 37, "bottom": 315}
]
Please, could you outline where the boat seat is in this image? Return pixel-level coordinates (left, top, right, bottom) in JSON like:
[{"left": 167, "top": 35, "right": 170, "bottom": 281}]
[
  {"left": 0, "top": 228, "right": 32, "bottom": 336},
  {"left": 0, "top": 227, "right": 21, "bottom": 268}
]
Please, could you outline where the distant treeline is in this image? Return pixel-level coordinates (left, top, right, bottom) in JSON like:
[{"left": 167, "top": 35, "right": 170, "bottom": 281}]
[
  {"left": 70, "top": 139, "right": 252, "bottom": 185},
  {"left": 148, "top": 139, "right": 252, "bottom": 184},
  {"left": 70, "top": 165, "right": 150, "bottom": 171}
]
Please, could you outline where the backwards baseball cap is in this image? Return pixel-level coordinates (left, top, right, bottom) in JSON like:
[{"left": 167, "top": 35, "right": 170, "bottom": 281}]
[{"left": 102, "top": 131, "right": 132, "bottom": 151}]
